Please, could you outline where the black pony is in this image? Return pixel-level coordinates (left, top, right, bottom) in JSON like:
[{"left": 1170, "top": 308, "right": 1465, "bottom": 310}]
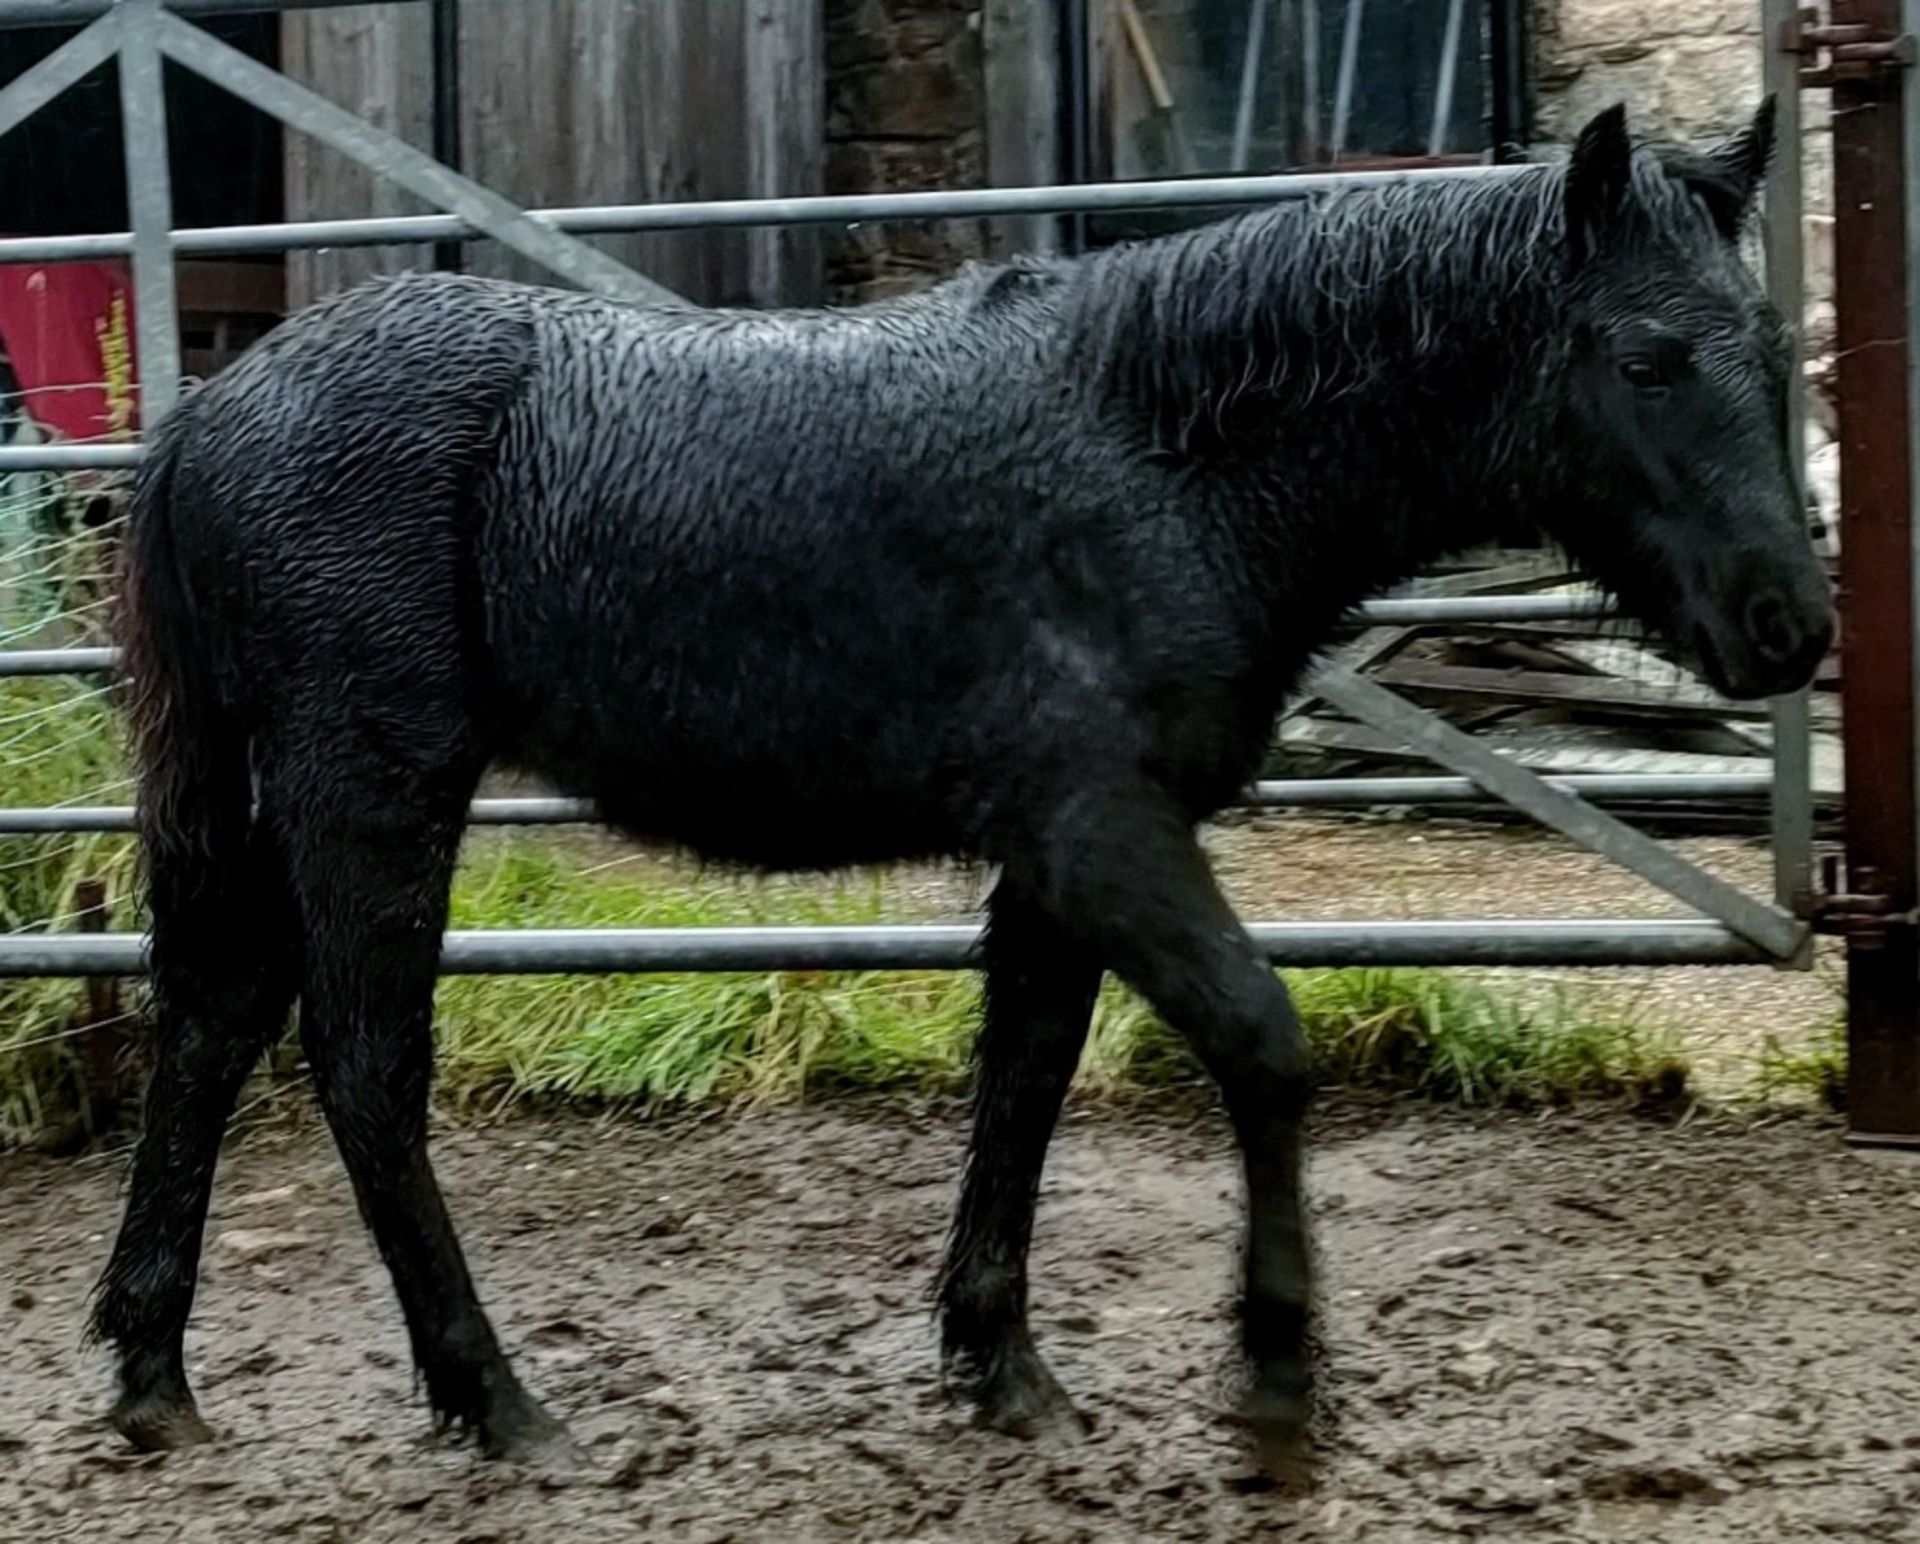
[{"left": 92, "top": 101, "right": 1830, "bottom": 1478}]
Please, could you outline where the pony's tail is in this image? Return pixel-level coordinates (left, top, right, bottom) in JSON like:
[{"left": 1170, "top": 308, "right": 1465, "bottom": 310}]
[
  {"left": 92, "top": 398, "right": 300, "bottom": 1358},
  {"left": 113, "top": 396, "right": 253, "bottom": 902}
]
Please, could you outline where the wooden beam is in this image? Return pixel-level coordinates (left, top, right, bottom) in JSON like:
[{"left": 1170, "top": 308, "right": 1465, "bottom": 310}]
[
  {"left": 982, "top": 0, "right": 1062, "bottom": 256},
  {"left": 745, "top": 0, "right": 822, "bottom": 305},
  {"left": 1370, "top": 659, "right": 1842, "bottom": 728}
]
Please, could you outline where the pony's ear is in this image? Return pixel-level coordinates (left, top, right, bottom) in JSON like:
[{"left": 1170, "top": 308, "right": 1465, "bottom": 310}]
[
  {"left": 1692, "top": 94, "right": 1776, "bottom": 238},
  {"left": 1566, "top": 103, "right": 1633, "bottom": 265}
]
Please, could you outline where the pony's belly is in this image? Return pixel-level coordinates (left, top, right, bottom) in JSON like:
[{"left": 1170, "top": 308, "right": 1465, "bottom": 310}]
[
  {"left": 518, "top": 737, "right": 963, "bottom": 872},
  {"left": 599, "top": 783, "right": 957, "bottom": 871}
]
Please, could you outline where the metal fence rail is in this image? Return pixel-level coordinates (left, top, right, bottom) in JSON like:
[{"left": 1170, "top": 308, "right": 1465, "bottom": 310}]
[
  {"left": 0, "top": 167, "right": 1533, "bottom": 269},
  {"left": 0, "top": 920, "right": 1770, "bottom": 979},
  {"left": 0, "top": 0, "right": 1823, "bottom": 988},
  {"left": 0, "top": 0, "right": 394, "bottom": 24},
  {"left": 0, "top": 775, "right": 1781, "bottom": 836},
  {"left": 0, "top": 595, "right": 1615, "bottom": 676}
]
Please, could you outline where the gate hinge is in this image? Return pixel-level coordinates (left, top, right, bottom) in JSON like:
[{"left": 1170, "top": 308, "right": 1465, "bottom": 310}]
[
  {"left": 1781, "top": 9, "right": 1917, "bottom": 87},
  {"left": 1810, "top": 857, "right": 1920, "bottom": 948}
]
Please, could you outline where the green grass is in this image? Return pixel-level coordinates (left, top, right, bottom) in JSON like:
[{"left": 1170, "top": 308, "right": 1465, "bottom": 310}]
[
  {"left": 431, "top": 839, "right": 1693, "bottom": 1116},
  {"left": 0, "top": 814, "right": 1700, "bottom": 1144},
  {"left": 1755, "top": 1019, "right": 1848, "bottom": 1113},
  {"left": 0, "top": 677, "right": 139, "bottom": 1144},
  {"left": 0, "top": 494, "right": 137, "bottom": 1139},
  {"left": 434, "top": 843, "right": 989, "bottom": 1109}
]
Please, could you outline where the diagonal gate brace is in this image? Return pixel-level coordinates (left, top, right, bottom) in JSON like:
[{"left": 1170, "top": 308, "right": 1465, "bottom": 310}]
[
  {"left": 153, "top": 8, "right": 680, "bottom": 306},
  {"left": 1312, "top": 663, "right": 1807, "bottom": 959}
]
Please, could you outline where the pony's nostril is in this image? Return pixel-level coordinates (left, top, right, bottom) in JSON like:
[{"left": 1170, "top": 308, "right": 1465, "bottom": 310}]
[{"left": 1744, "top": 592, "right": 1799, "bottom": 664}]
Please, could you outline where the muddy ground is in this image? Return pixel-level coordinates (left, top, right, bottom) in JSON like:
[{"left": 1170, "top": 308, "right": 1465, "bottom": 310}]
[{"left": 4, "top": 1099, "right": 1919, "bottom": 1542}]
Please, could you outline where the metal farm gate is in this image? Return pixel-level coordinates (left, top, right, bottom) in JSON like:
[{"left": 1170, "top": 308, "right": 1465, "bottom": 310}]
[{"left": 0, "top": 0, "right": 1913, "bottom": 1136}]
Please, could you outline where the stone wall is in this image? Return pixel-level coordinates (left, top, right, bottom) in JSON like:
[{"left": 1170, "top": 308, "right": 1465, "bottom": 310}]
[
  {"left": 1535, "top": 0, "right": 1830, "bottom": 305},
  {"left": 823, "top": 0, "right": 992, "bottom": 303}
]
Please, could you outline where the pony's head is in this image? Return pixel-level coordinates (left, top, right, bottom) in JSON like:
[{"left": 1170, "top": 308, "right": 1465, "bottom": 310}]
[{"left": 1543, "top": 98, "right": 1833, "bottom": 700}]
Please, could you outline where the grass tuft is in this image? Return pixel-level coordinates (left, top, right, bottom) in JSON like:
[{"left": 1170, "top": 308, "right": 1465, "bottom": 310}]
[
  {"left": 0, "top": 581, "right": 139, "bottom": 1142},
  {"left": 1755, "top": 1019, "right": 1848, "bottom": 1113}
]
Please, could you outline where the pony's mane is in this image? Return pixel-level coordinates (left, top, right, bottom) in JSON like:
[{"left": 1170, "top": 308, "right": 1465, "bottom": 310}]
[{"left": 1060, "top": 143, "right": 1743, "bottom": 450}]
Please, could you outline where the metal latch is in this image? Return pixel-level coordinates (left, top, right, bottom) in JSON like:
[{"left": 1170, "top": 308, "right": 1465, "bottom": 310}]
[
  {"left": 1782, "top": 9, "right": 1917, "bottom": 87},
  {"left": 1811, "top": 857, "right": 1920, "bottom": 948}
]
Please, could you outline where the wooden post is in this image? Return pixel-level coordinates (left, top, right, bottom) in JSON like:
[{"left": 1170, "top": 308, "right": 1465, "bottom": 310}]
[
  {"left": 744, "top": 0, "right": 823, "bottom": 306},
  {"left": 983, "top": 0, "right": 1062, "bottom": 257}
]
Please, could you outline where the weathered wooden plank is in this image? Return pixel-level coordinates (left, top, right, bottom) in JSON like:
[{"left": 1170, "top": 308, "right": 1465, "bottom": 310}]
[
  {"left": 282, "top": 2, "right": 431, "bottom": 308},
  {"left": 1283, "top": 556, "right": 1572, "bottom": 724},
  {"left": 1371, "top": 659, "right": 1843, "bottom": 727},
  {"left": 981, "top": 0, "right": 1060, "bottom": 257},
  {"left": 1278, "top": 716, "right": 1842, "bottom": 796},
  {"left": 745, "top": 0, "right": 823, "bottom": 305},
  {"left": 284, "top": 0, "right": 823, "bottom": 308},
  {"left": 460, "top": 0, "right": 737, "bottom": 298}
]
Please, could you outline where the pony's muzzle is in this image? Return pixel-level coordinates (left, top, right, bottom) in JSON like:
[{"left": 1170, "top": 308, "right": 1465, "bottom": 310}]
[
  {"left": 1695, "top": 582, "right": 1834, "bottom": 701},
  {"left": 1746, "top": 588, "right": 1833, "bottom": 679}
]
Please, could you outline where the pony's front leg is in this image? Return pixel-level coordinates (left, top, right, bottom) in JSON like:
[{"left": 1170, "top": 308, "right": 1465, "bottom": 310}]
[
  {"left": 1033, "top": 786, "right": 1317, "bottom": 1484},
  {"left": 938, "top": 877, "right": 1100, "bottom": 1436}
]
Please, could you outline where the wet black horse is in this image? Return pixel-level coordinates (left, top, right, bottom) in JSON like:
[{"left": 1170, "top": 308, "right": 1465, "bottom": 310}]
[{"left": 92, "top": 101, "right": 1830, "bottom": 1477}]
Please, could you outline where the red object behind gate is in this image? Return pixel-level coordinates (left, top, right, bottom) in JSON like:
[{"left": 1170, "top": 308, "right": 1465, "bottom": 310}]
[{"left": 0, "top": 259, "right": 139, "bottom": 443}]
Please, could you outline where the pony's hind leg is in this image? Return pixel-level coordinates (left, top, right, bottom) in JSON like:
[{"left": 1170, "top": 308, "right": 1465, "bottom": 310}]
[
  {"left": 282, "top": 758, "right": 578, "bottom": 1465},
  {"left": 939, "top": 878, "right": 1100, "bottom": 1437},
  {"left": 92, "top": 781, "right": 300, "bottom": 1449}
]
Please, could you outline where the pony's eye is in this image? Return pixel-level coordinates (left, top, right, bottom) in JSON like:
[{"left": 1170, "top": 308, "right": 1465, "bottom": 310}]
[{"left": 1620, "top": 358, "right": 1666, "bottom": 392}]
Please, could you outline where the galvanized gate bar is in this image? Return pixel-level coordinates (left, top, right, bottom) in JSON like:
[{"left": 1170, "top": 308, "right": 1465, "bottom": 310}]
[
  {"left": 119, "top": 0, "right": 182, "bottom": 422},
  {"left": 0, "top": 647, "right": 117, "bottom": 677},
  {"left": 0, "top": 0, "right": 405, "bottom": 25},
  {"left": 0, "top": 445, "right": 140, "bottom": 473},
  {"left": 0, "top": 165, "right": 1539, "bottom": 270},
  {"left": 0, "top": 919, "right": 1770, "bottom": 978},
  {"left": 1244, "top": 773, "right": 1777, "bottom": 807},
  {"left": 1335, "top": 593, "right": 1605, "bottom": 625},
  {"left": 1312, "top": 663, "right": 1807, "bottom": 958},
  {"left": 0, "top": 775, "right": 1783, "bottom": 836},
  {"left": 152, "top": 8, "right": 679, "bottom": 306},
  {"left": 0, "top": 7, "right": 117, "bottom": 142},
  {"left": 1762, "top": 0, "right": 1817, "bottom": 940},
  {"left": 0, "top": 595, "right": 1618, "bottom": 673}
]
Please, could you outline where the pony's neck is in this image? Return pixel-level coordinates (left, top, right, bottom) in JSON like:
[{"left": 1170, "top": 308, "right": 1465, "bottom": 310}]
[{"left": 1068, "top": 169, "right": 1569, "bottom": 609}]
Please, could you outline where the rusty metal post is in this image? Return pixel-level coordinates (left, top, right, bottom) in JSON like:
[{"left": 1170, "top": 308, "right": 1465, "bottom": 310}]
[{"left": 1820, "top": 0, "right": 1920, "bottom": 1140}]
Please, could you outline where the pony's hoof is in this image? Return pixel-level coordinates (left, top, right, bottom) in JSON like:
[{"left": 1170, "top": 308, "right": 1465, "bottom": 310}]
[
  {"left": 1240, "top": 1387, "right": 1317, "bottom": 1495},
  {"left": 111, "top": 1394, "right": 216, "bottom": 1452},
  {"left": 971, "top": 1349, "right": 1089, "bottom": 1441},
  {"left": 480, "top": 1395, "right": 588, "bottom": 1472}
]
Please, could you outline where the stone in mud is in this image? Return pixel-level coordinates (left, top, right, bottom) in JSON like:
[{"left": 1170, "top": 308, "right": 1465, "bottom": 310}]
[
  {"left": 1443, "top": 1351, "right": 1504, "bottom": 1393},
  {"left": 214, "top": 1229, "right": 311, "bottom": 1264},
  {"left": 229, "top": 1185, "right": 299, "bottom": 1209}
]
